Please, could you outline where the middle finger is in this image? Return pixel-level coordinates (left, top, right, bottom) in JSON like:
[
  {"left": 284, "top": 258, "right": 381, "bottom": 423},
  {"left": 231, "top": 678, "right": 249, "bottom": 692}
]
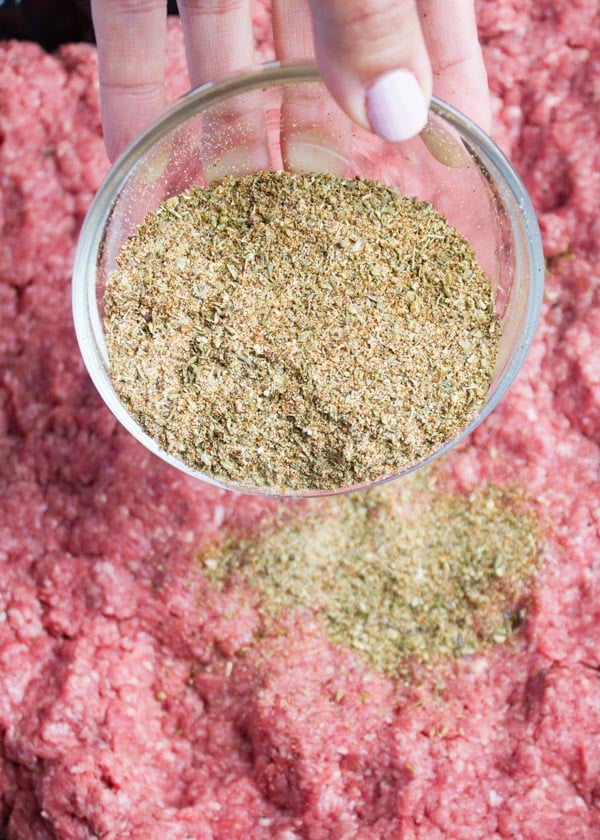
[
  {"left": 177, "top": 0, "right": 255, "bottom": 85},
  {"left": 273, "top": 0, "right": 352, "bottom": 174},
  {"left": 177, "top": 0, "right": 270, "bottom": 179}
]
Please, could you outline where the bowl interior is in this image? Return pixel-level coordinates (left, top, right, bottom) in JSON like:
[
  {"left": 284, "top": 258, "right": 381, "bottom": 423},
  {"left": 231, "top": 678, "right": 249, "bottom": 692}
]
[{"left": 76, "top": 63, "right": 544, "bottom": 497}]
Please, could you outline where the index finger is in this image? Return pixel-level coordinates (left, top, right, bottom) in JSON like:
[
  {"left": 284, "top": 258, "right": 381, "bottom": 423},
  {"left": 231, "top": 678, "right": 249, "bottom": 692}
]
[
  {"left": 91, "top": 0, "right": 168, "bottom": 162},
  {"left": 418, "top": 0, "right": 491, "bottom": 133}
]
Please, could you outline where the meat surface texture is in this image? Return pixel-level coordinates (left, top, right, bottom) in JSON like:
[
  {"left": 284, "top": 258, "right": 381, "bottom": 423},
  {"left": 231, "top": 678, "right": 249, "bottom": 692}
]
[{"left": 0, "top": 2, "right": 599, "bottom": 838}]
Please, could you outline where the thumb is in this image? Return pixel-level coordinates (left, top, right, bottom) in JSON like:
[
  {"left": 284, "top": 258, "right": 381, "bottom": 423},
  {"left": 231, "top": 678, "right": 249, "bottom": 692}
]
[{"left": 308, "top": 0, "right": 432, "bottom": 142}]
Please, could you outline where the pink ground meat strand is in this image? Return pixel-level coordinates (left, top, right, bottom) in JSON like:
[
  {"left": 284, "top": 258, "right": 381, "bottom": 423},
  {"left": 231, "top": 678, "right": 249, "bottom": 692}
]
[{"left": 0, "top": 2, "right": 599, "bottom": 838}]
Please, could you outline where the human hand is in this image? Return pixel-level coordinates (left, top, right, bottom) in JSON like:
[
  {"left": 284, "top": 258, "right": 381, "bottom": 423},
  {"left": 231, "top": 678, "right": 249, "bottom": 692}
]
[{"left": 92, "top": 0, "right": 490, "bottom": 164}]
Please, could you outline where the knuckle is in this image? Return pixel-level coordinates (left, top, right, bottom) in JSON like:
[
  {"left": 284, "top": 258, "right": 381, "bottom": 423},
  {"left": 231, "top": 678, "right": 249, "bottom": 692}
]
[
  {"left": 339, "top": 6, "right": 388, "bottom": 32},
  {"left": 327, "top": 0, "right": 413, "bottom": 34},
  {"left": 178, "top": 0, "right": 247, "bottom": 13},
  {"left": 106, "top": 0, "right": 166, "bottom": 13},
  {"left": 433, "top": 51, "right": 478, "bottom": 75},
  {"left": 100, "top": 80, "right": 164, "bottom": 101}
]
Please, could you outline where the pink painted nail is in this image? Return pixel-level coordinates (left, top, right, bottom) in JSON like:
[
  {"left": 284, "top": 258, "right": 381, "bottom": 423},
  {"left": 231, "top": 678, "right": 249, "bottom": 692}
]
[{"left": 366, "top": 69, "right": 429, "bottom": 142}]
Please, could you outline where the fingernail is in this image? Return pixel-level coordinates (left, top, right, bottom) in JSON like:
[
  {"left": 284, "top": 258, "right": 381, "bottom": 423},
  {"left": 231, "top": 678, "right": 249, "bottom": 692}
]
[
  {"left": 284, "top": 131, "right": 349, "bottom": 177},
  {"left": 135, "top": 141, "right": 172, "bottom": 185},
  {"left": 366, "top": 69, "right": 429, "bottom": 142},
  {"left": 204, "top": 145, "right": 270, "bottom": 183},
  {"left": 420, "top": 121, "right": 466, "bottom": 168}
]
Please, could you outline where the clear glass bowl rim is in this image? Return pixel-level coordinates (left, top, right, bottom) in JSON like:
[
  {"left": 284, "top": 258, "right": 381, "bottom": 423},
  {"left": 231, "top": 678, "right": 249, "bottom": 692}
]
[{"left": 72, "top": 60, "right": 545, "bottom": 498}]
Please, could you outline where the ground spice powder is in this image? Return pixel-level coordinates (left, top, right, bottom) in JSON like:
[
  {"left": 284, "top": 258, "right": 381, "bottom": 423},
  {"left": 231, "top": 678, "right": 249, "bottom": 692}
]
[
  {"left": 105, "top": 172, "right": 501, "bottom": 492},
  {"left": 200, "top": 478, "right": 539, "bottom": 677}
]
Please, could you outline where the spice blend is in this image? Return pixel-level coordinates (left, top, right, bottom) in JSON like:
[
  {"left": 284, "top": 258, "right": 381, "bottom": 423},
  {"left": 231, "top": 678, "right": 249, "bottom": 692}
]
[
  {"left": 200, "top": 477, "right": 539, "bottom": 677},
  {"left": 105, "top": 172, "right": 501, "bottom": 491}
]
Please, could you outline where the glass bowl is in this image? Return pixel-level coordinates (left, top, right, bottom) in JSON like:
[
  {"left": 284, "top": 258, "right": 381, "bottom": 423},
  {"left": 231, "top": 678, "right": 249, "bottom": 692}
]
[{"left": 72, "top": 61, "right": 544, "bottom": 498}]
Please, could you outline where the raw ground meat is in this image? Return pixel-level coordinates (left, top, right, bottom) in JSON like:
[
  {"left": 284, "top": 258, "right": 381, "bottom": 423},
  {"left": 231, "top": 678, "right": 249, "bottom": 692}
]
[{"left": 0, "top": 1, "right": 599, "bottom": 838}]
